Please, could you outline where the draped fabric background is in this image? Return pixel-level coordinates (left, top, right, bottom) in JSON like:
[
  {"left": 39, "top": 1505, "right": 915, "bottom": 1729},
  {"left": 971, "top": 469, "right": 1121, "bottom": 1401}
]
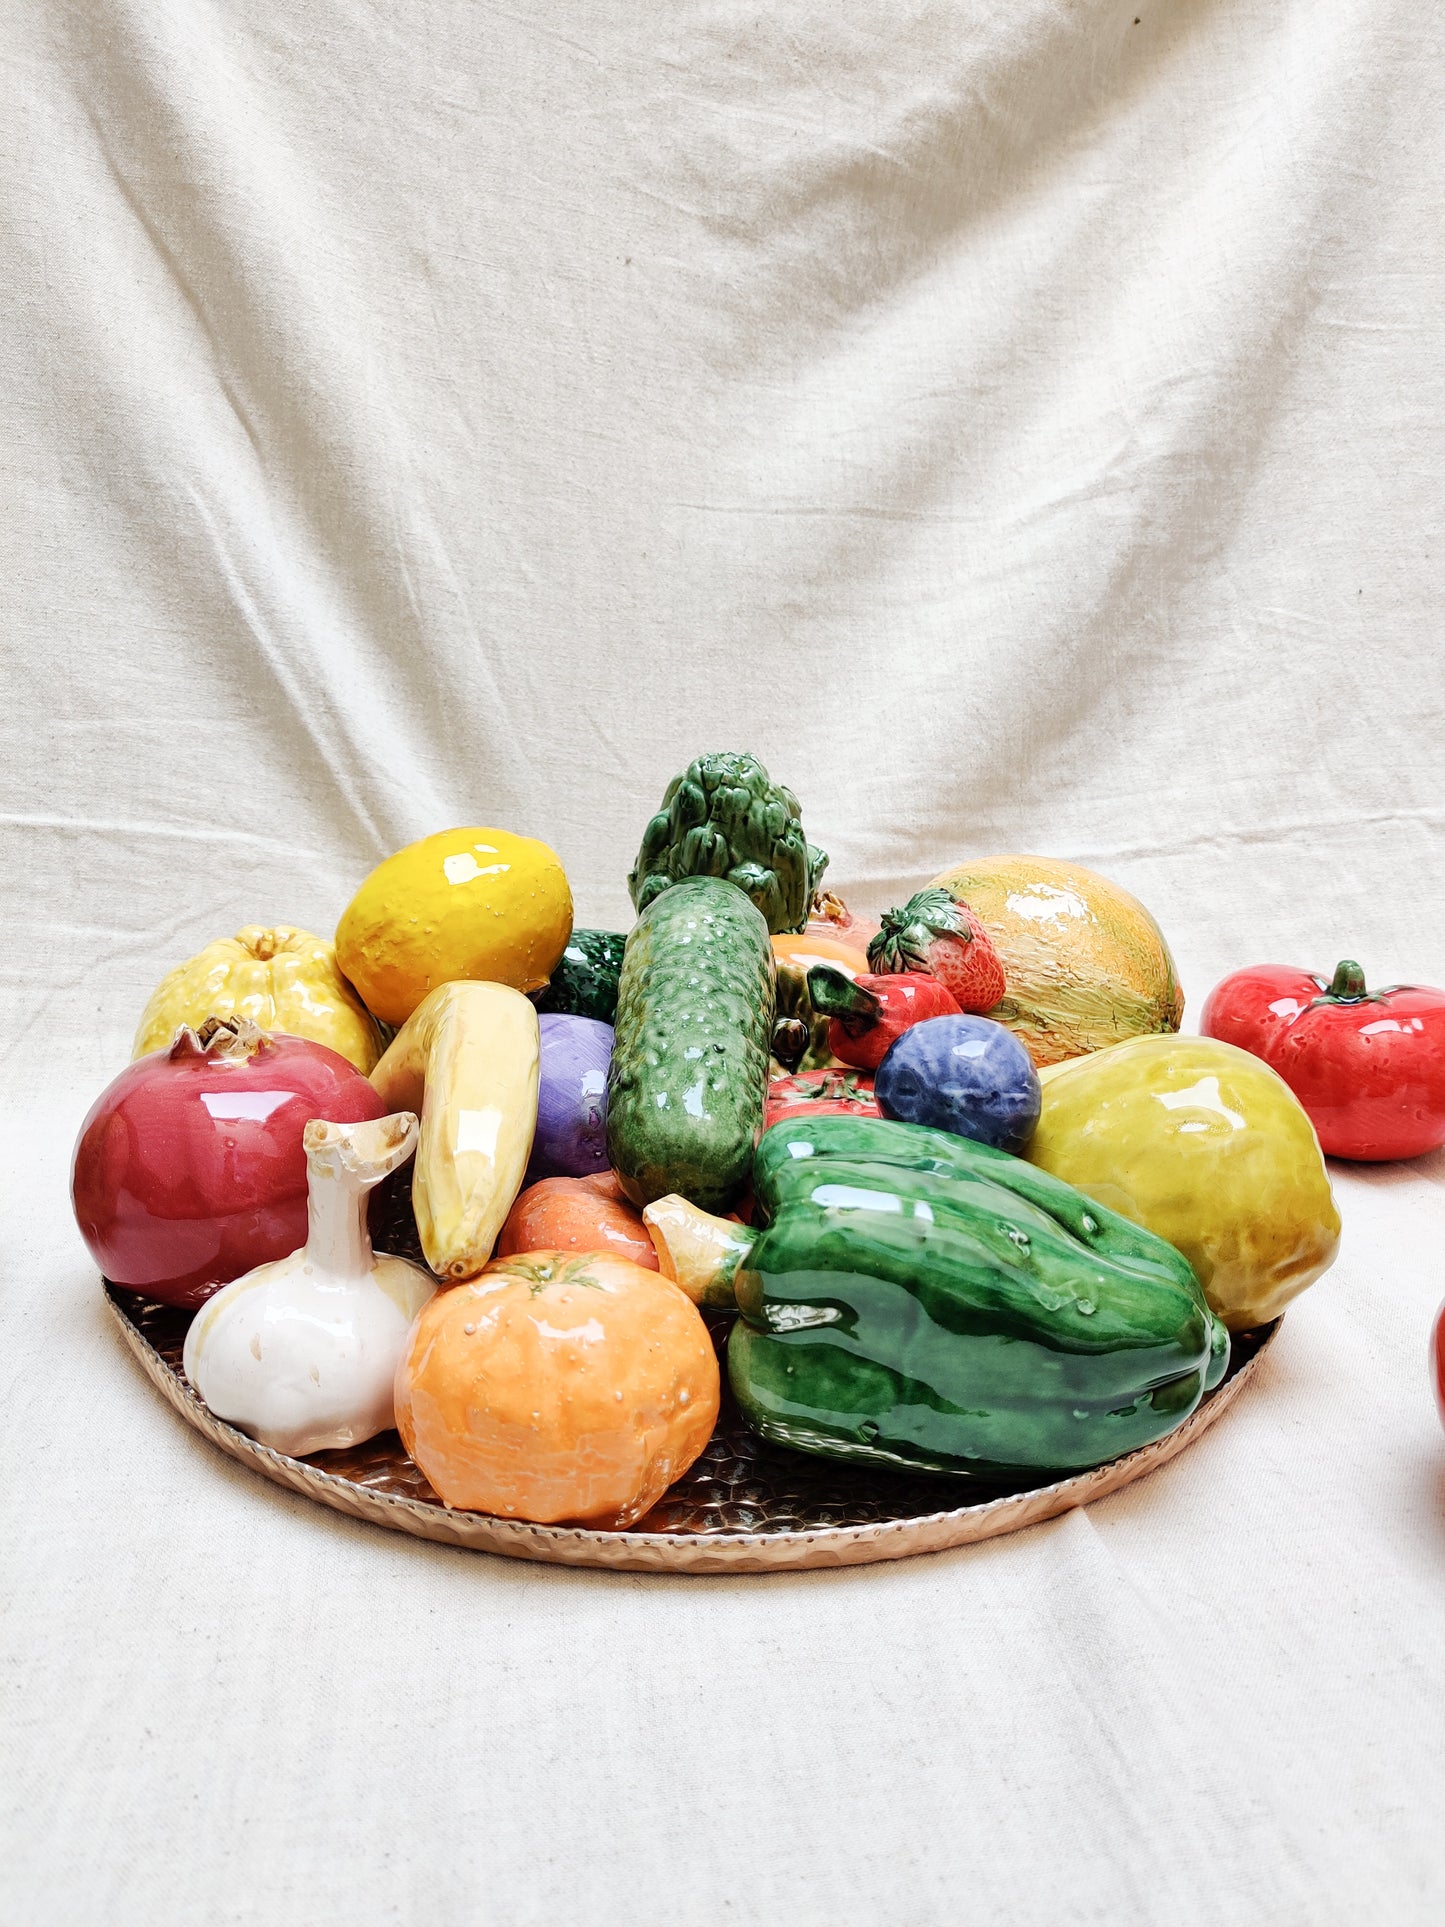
[{"left": 4, "top": 3, "right": 1443, "bottom": 1920}]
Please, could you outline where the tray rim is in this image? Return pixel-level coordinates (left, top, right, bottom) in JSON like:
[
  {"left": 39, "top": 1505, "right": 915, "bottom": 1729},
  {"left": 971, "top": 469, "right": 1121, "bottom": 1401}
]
[{"left": 103, "top": 1284, "right": 1279, "bottom": 1575}]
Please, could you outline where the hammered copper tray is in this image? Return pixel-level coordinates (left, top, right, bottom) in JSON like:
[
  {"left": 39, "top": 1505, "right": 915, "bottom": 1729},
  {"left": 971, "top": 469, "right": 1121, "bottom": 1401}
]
[{"left": 104, "top": 1284, "right": 1278, "bottom": 1574}]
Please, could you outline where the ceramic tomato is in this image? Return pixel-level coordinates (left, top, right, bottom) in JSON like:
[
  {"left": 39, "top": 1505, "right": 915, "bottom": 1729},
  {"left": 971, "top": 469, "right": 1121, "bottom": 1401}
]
[
  {"left": 1432, "top": 1301, "right": 1445, "bottom": 1432},
  {"left": 496, "top": 1172, "right": 658, "bottom": 1270},
  {"left": 1201, "top": 960, "right": 1445, "bottom": 1161},
  {"left": 765, "top": 1068, "right": 880, "bottom": 1128},
  {"left": 807, "top": 966, "right": 961, "bottom": 1072}
]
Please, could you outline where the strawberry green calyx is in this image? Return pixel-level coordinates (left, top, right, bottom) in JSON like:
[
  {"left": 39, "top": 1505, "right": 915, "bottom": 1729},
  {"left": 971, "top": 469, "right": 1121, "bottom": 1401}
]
[{"left": 867, "top": 889, "right": 973, "bottom": 975}]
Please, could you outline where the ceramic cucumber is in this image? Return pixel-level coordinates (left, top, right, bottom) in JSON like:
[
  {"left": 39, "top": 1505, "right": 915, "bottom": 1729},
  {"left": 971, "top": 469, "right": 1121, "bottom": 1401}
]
[{"left": 606, "top": 878, "right": 775, "bottom": 1211}]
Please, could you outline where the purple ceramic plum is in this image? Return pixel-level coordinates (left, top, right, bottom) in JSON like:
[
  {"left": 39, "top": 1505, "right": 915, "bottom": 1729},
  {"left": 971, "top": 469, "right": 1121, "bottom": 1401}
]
[
  {"left": 531, "top": 1014, "right": 614, "bottom": 1179},
  {"left": 875, "top": 1013, "right": 1041, "bottom": 1153}
]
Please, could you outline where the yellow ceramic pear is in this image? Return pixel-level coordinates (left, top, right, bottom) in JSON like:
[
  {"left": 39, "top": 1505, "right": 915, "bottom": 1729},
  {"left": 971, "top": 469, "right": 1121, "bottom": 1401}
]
[{"left": 1027, "top": 1035, "right": 1340, "bottom": 1331}]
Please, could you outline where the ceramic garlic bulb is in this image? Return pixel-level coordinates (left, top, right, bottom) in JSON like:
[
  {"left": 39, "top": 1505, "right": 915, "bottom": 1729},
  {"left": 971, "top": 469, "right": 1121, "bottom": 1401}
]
[{"left": 183, "top": 1111, "right": 435, "bottom": 1455}]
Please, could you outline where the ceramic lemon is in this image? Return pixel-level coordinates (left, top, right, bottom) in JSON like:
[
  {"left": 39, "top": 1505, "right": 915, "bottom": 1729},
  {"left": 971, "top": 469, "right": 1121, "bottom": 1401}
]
[
  {"left": 931, "top": 855, "right": 1183, "bottom": 1066},
  {"left": 1027, "top": 1035, "right": 1340, "bottom": 1331},
  {"left": 336, "top": 827, "right": 573, "bottom": 1027},
  {"left": 132, "top": 926, "right": 384, "bottom": 1073}
]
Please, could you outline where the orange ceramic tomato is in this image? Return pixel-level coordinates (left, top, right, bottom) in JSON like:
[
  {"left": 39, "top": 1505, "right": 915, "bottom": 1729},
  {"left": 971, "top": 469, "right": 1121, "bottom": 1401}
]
[
  {"left": 395, "top": 1250, "right": 719, "bottom": 1527},
  {"left": 496, "top": 1171, "right": 658, "bottom": 1268},
  {"left": 771, "top": 934, "right": 872, "bottom": 980}
]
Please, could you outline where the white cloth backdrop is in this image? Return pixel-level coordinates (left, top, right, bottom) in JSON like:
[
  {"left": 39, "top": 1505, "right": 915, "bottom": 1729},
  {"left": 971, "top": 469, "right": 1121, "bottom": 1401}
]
[{"left": 4, "top": 2, "right": 1444, "bottom": 1920}]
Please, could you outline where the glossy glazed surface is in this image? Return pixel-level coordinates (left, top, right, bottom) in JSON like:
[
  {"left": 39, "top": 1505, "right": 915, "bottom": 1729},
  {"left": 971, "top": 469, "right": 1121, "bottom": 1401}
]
[
  {"left": 183, "top": 1113, "right": 434, "bottom": 1455},
  {"left": 532, "top": 1013, "right": 613, "bottom": 1178},
  {"left": 132, "top": 925, "right": 385, "bottom": 1073},
  {"left": 931, "top": 855, "right": 1183, "bottom": 1066},
  {"left": 1201, "top": 962, "right": 1445, "bottom": 1160},
  {"left": 875, "top": 1013, "right": 1041, "bottom": 1150},
  {"left": 811, "top": 967, "right": 961, "bottom": 1073},
  {"left": 335, "top": 825, "right": 573, "bottom": 1026},
  {"left": 607, "top": 877, "right": 775, "bottom": 1211},
  {"left": 369, "top": 981, "right": 540, "bottom": 1280},
  {"left": 533, "top": 928, "right": 626, "bottom": 1024},
  {"left": 497, "top": 1172, "right": 658, "bottom": 1269},
  {"left": 71, "top": 1024, "right": 387, "bottom": 1307},
  {"left": 727, "top": 1114, "right": 1225, "bottom": 1479},
  {"left": 394, "top": 1250, "right": 719, "bottom": 1526},
  {"left": 765, "top": 1067, "right": 879, "bottom": 1127},
  {"left": 868, "top": 889, "right": 1006, "bottom": 1012},
  {"left": 1028, "top": 1034, "right": 1340, "bottom": 1331}
]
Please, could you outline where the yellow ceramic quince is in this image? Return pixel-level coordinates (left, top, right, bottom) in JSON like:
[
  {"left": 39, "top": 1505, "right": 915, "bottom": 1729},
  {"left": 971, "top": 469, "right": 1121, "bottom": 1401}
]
[
  {"left": 335, "top": 827, "right": 573, "bottom": 1028},
  {"left": 132, "top": 926, "right": 385, "bottom": 1073},
  {"left": 1027, "top": 1034, "right": 1340, "bottom": 1331}
]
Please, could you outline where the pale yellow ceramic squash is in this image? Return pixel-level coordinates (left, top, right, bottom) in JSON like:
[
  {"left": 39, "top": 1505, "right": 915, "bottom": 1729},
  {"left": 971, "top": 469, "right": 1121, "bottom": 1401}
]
[{"left": 132, "top": 926, "right": 385, "bottom": 1073}]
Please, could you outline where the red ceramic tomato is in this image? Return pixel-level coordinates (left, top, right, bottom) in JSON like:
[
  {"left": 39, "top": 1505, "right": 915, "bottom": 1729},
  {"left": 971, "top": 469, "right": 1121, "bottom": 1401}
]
[
  {"left": 1432, "top": 1301, "right": 1445, "bottom": 1431},
  {"left": 1201, "top": 960, "right": 1445, "bottom": 1161},
  {"left": 765, "top": 1068, "right": 880, "bottom": 1128},
  {"left": 71, "top": 1020, "right": 388, "bottom": 1306}
]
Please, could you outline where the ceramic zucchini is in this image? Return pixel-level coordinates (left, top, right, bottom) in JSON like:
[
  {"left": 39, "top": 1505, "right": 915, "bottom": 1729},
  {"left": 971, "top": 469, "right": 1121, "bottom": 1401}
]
[
  {"left": 606, "top": 877, "right": 775, "bottom": 1210},
  {"left": 370, "top": 981, "right": 539, "bottom": 1279},
  {"left": 646, "top": 1113, "right": 1228, "bottom": 1480}
]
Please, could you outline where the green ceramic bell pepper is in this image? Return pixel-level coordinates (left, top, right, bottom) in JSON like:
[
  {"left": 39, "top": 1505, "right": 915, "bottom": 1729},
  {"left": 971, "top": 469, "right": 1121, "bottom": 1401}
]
[{"left": 647, "top": 1113, "right": 1228, "bottom": 1481}]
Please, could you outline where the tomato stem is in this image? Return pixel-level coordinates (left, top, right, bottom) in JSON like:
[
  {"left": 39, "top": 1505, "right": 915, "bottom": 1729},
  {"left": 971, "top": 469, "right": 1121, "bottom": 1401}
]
[{"left": 1327, "top": 960, "right": 1368, "bottom": 1001}]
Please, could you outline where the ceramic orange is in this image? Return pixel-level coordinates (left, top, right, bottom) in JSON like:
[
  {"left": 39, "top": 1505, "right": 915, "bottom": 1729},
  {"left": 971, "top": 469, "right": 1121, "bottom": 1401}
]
[
  {"left": 496, "top": 1172, "right": 658, "bottom": 1270},
  {"left": 394, "top": 1250, "right": 719, "bottom": 1527},
  {"left": 771, "top": 933, "right": 872, "bottom": 980},
  {"left": 930, "top": 855, "right": 1183, "bottom": 1067}
]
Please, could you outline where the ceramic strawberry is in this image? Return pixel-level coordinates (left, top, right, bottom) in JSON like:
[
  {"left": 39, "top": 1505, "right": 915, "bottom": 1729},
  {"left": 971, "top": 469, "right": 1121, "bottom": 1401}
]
[{"left": 867, "top": 888, "right": 1005, "bottom": 1013}]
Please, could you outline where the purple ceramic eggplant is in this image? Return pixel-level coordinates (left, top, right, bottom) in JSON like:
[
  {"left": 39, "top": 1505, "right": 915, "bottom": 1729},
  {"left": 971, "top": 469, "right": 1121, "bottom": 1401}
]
[{"left": 530, "top": 1014, "right": 614, "bottom": 1179}]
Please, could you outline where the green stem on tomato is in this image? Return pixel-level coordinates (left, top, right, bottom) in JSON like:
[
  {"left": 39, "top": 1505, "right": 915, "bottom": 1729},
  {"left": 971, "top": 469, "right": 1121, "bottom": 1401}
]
[{"left": 1328, "top": 960, "right": 1368, "bottom": 1001}]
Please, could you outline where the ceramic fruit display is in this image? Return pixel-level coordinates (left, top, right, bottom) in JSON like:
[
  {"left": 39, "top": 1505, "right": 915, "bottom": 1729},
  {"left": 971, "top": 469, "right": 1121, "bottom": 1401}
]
[
  {"left": 72, "top": 1019, "right": 388, "bottom": 1307},
  {"left": 647, "top": 1115, "right": 1228, "bottom": 1479},
  {"left": 336, "top": 825, "right": 573, "bottom": 1025},
  {"left": 183, "top": 1113, "right": 434, "bottom": 1454},
  {"left": 1201, "top": 960, "right": 1445, "bottom": 1161},
  {"left": 132, "top": 925, "right": 386, "bottom": 1073},
  {"left": 394, "top": 1250, "right": 720, "bottom": 1527},
  {"left": 78, "top": 751, "right": 1380, "bottom": 1547},
  {"left": 928, "top": 855, "right": 1183, "bottom": 1066},
  {"left": 1027, "top": 1035, "right": 1340, "bottom": 1331}
]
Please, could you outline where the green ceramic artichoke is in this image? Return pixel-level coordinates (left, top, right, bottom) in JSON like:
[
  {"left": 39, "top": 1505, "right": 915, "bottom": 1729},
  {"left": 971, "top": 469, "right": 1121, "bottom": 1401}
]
[{"left": 628, "top": 751, "right": 827, "bottom": 935}]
